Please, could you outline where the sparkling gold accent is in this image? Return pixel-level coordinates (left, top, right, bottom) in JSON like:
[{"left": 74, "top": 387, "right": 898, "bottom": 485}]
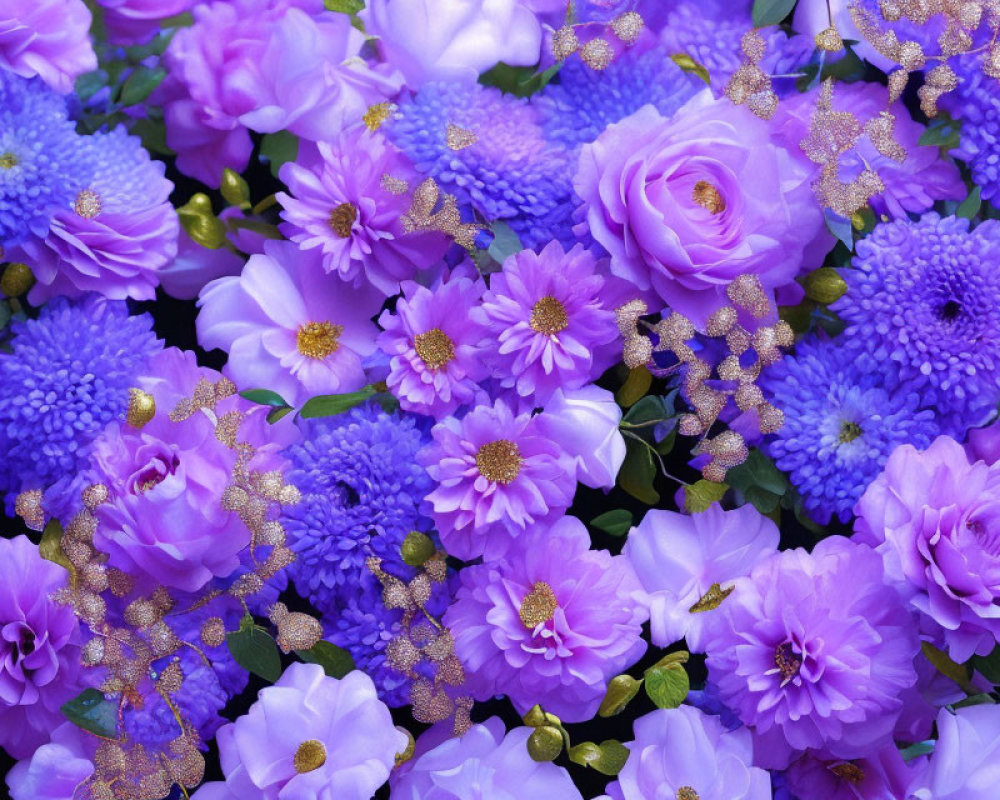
[
  {"left": 692, "top": 181, "right": 726, "bottom": 215},
  {"left": 815, "top": 26, "right": 844, "bottom": 51},
  {"left": 363, "top": 102, "right": 393, "bottom": 131},
  {"left": 519, "top": 582, "right": 558, "bottom": 628},
  {"left": 475, "top": 439, "right": 522, "bottom": 485},
  {"left": 293, "top": 740, "right": 327, "bottom": 774},
  {"left": 552, "top": 25, "right": 580, "bottom": 60},
  {"left": 830, "top": 762, "right": 865, "bottom": 784},
  {"left": 689, "top": 582, "right": 734, "bottom": 613},
  {"left": 445, "top": 123, "right": 477, "bottom": 151},
  {"left": 580, "top": 37, "right": 614, "bottom": 70},
  {"left": 381, "top": 174, "right": 409, "bottom": 195},
  {"left": 328, "top": 202, "right": 357, "bottom": 238},
  {"left": 529, "top": 295, "right": 569, "bottom": 335},
  {"left": 677, "top": 789, "right": 700, "bottom": 800},
  {"left": 126, "top": 388, "right": 156, "bottom": 429},
  {"left": 14, "top": 489, "right": 44, "bottom": 531},
  {"left": 296, "top": 321, "right": 343, "bottom": 359},
  {"left": 611, "top": 11, "right": 644, "bottom": 44},
  {"left": 0, "top": 152, "right": 18, "bottom": 169},
  {"left": 413, "top": 327, "right": 455, "bottom": 370},
  {"left": 74, "top": 189, "right": 102, "bottom": 219}
]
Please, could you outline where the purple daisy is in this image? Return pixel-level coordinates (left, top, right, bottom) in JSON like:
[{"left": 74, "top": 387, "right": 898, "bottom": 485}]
[
  {"left": 197, "top": 240, "right": 382, "bottom": 406},
  {"left": 444, "top": 515, "right": 647, "bottom": 721},
  {"left": 480, "top": 241, "right": 619, "bottom": 404},
  {"left": 417, "top": 398, "right": 576, "bottom": 561},
  {"left": 277, "top": 130, "right": 449, "bottom": 295},
  {"left": 377, "top": 272, "right": 490, "bottom": 419},
  {"left": 704, "top": 537, "right": 920, "bottom": 769}
]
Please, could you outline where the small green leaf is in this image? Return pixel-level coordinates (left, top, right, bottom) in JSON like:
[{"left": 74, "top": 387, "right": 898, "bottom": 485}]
[
  {"left": 129, "top": 117, "right": 174, "bottom": 156},
  {"left": 957, "top": 185, "right": 982, "bottom": 220},
  {"left": 590, "top": 509, "right": 633, "bottom": 537},
  {"left": 616, "top": 366, "right": 652, "bottom": 408},
  {"left": 221, "top": 168, "right": 251, "bottom": 208},
  {"left": 266, "top": 406, "right": 294, "bottom": 424},
  {"left": 488, "top": 221, "right": 522, "bottom": 264},
  {"left": 479, "top": 62, "right": 560, "bottom": 98},
  {"left": 619, "top": 438, "right": 659, "bottom": 505},
  {"left": 952, "top": 693, "right": 996, "bottom": 709},
  {"left": 61, "top": 688, "right": 118, "bottom": 739},
  {"left": 623, "top": 394, "right": 671, "bottom": 425},
  {"left": 39, "top": 519, "right": 75, "bottom": 583},
  {"left": 752, "top": 0, "right": 797, "bottom": 27},
  {"left": 670, "top": 54, "right": 710, "bottom": 84},
  {"left": 644, "top": 660, "right": 690, "bottom": 709},
  {"left": 240, "top": 388, "right": 289, "bottom": 407},
  {"left": 299, "top": 387, "right": 376, "bottom": 419},
  {"left": 919, "top": 116, "right": 961, "bottom": 149},
  {"left": 726, "top": 449, "right": 789, "bottom": 515},
  {"left": 899, "top": 740, "right": 935, "bottom": 761},
  {"left": 401, "top": 531, "right": 436, "bottom": 567},
  {"left": 922, "top": 641, "right": 974, "bottom": 694},
  {"left": 75, "top": 70, "right": 109, "bottom": 102},
  {"left": 689, "top": 582, "right": 735, "bottom": 613},
  {"left": 325, "top": 0, "right": 364, "bottom": 12},
  {"left": 296, "top": 640, "right": 355, "bottom": 679},
  {"left": 568, "top": 740, "right": 630, "bottom": 776},
  {"left": 177, "top": 194, "right": 227, "bottom": 249},
  {"left": 260, "top": 131, "right": 300, "bottom": 178},
  {"left": 684, "top": 480, "right": 728, "bottom": 513},
  {"left": 227, "top": 616, "right": 282, "bottom": 683},
  {"left": 119, "top": 65, "right": 167, "bottom": 106},
  {"left": 598, "top": 674, "right": 643, "bottom": 717},
  {"left": 971, "top": 646, "right": 1000, "bottom": 684}
]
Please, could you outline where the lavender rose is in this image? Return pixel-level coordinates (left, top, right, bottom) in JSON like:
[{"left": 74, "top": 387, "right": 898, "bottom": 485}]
[
  {"left": 0, "top": 0, "right": 97, "bottom": 94},
  {"left": 575, "top": 94, "right": 829, "bottom": 326}
]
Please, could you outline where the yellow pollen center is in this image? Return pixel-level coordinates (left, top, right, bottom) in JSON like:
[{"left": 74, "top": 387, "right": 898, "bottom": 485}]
[
  {"left": 475, "top": 439, "right": 522, "bottom": 485},
  {"left": 293, "top": 740, "right": 327, "bottom": 774},
  {"left": 677, "top": 788, "right": 700, "bottom": 800},
  {"left": 364, "top": 102, "right": 392, "bottom": 131},
  {"left": 0, "top": 152, "right": 18, "bottom": 169},
  {"left": 692, "top": 180, "right": 726, "bottom": 215},
  {"left": 774, "top": 642, "right": 802, "bottom": 682},
  {"left": 529, "top": 295, "right": 569, "bottom": 335},
  {"left": 74, "top": 189, "right": 102, "bottom": 219},
  {"left": 296, "top": 322, "right": 344, "bottom": 359},
  {"left": 413, "top": 327, "right": 455, "bottom": 370},
  {"left": 519, "top": 581, "right": 558, "bottom": 628},
  {"left": 329, "top": 202, "right": 357, "bottom": 238},
  {"left": 839, "top": 420, "right": 863, "bottom": 444},
  {"left": 830, "top": 762, "right": 865, "bottom": 784}
]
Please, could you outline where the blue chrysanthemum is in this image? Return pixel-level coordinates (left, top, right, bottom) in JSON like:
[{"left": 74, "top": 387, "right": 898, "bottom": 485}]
[
  {"left": 385, "top": 82, "right": 572, "bottom": 248},
  {"left": 761, "top": 336, "right": 939, "bottom": 524},
  {"left": 943, "top": 62, "right": 1000, "bottom": 203},
  {"left": 0, "top": 73, "right": 90, "bottom": 246},
  {"left": 282, "top": 406, "right": 434, "bottom": 614},
  {"left": 0, "top": 295, "right": 162, "bottom": 514},
  {"left": 832, "top": 213, "right": 1000, "bottom": 429},
  {"left": 535, "top": 47, "right": 702, "bottom": 152}
]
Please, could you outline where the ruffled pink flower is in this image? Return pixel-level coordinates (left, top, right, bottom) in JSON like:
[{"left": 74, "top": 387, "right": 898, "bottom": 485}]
[
  {"left": 197, "top": 240, "right": 382, "bottom": 407},
  {"left": 0, "top": 0, "right": 97, "bottom": 94},
  {"left": 445, "top": 516, "right": 647, "bottom": 720}
]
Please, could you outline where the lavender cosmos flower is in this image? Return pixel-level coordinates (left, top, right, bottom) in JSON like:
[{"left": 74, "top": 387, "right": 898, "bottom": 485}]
[
  {"left": 361, "top": 0, "right": 541, "bottom": 86},
  {"left": 854, "top": 436, "right": 1000, "bottom": 662},
  {"left": 197, "top": 240, "right": 382, "bottom": 407},
  {"left": 480, "top": 242, "right": 619, "bottom": 403},
  {"left": 0, "top": 0, "right": 97, "bottom": 93},
  {"left": 445, "top": 515, "right": 647, "bottom": 721},
  {"left": 0, "top": 295, "right": 161, "bottom": 515},
  {"left": 5, "top": 722, "right": 95, "bottom": 799},
  {"left": 17, "top": 125, "right": 178, "bottom": 303},
  {"left": 277, "top": 131, "right": 448, "bottom": 295},
  {"left": 162, "top": 0, "right": 399, "bottom": 187},
  {"left": 705, "top": 537, "right": 920, "bottom": 769},
  {"left": 391, "top": 717, "right": 583, "bottom": 799},
  {"left": 832, "top": 214, "right": 1000, "bottom": 428},
  {"left": 0, "top": 536, "right": 84, "bottom": 759},
  {"left": 95, "top": 0, "right": 197, "bottom": 45},
  {"left": 623, "top": 503, "right": 779, "bottom": 652},
  {"left": 786, "top": 745, "right": 922, "bottom": 800},
  {"left": 377, "top": 273, "right": 490, "bottom": 419},
  {"left": 601, "top": 706, "right": 772, "bottom": 800},
  {"left": 0, "top": 73, "right": 90, "bottom": 246},
  {"left": 191, "top": 664, "right": 406, "bottom": 800},
  {"left": 575, "top": 95, "right": 828, "bottom": 328},
  {"left": 909, "top": 705, "right": 1000, "bottom": 800},
  {"left": 282, "top": 405, "right": 433, "bottom": 615},
  {"left": 533, "top": 385, "right": 625, "bottom": 490},
  {"left": 760, "top": 335, "right": 939, "bottom": 524},
  {"left": 418, "top": 399, "right": 576, "bottom": 561},
  {"left": 92, "top": 348, "right": 288, "bottom": 593}
]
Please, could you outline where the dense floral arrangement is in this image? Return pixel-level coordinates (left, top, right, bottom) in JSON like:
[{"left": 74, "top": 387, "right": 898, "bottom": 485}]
[{"left": 3, "top": 0, "right": 1000, "bottom": 798}]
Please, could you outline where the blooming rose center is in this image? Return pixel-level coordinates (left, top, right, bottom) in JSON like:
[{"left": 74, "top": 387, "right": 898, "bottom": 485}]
[
  {"left": 676, "top": 788, "right": 700, "bottom": 800},
  {"left": 830, "top": 762, "right": 865, "bottom": 784},
  {"left": 413, "top": 327, "right": 456, "bottom": 370},
  {"left": 296, "top": 322, "right": 344, "bottom": 360},
  {"left": 475, "top": 439, "right": 522, "bottom": 485},
  {"left": 692, "top": 180, "right": 726, "bottom": 215},
  {"left": 839, "top": 420, "right": 863, "bottom": 444},
  {"left": 0, "top": 152, "right": 19, "bottom": 169},
  {"left": 519, "top": 581, "right": 558, "bottom": 628},
  {"left": 530, "top": 295, "right": 569, "bottom": 335},
  {"left": 293, "top": 739, "right": 327, "bottom": 773},
  {"left": 132, "top": 452, "right": 180, "bottom": 494},
  {"left": 9, "top": 625, "right": 35, "bottom": 661},
  {"left": 774, "top": 642, "right": 802, "bottom": 683},
  {"left": 74, "top": 189, "right": 102, "bottom": 219},
  {"left": 329, "top": 202, "right": 358, "bottom": 238}
]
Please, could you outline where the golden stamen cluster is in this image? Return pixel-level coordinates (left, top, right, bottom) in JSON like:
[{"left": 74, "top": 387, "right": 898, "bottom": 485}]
[
  {"left": 725, "top": 30, "right": 778, "bottom": 120},
  {"left": 550, "top": 11, "right": 644, "bottom": 70},
  {"left": 400, "top": 177, "right": 481, "bottom": 250}
]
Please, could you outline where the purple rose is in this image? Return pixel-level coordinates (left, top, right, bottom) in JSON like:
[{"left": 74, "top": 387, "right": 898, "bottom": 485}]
[
  {"left": 0, "top": 0, "right": 97, "bottom": 93},
  {"left": 575, "top": 95, "right": 829, "bottom": 326},
  {"left": 909, "top": 704, "right": 1000, "bottom": 800},
  {"left": 854, "top": 436, "right": 1000, "bottom": 662},
  {"left": 0, "top": 536, "right": 84, "bottom": 759}
]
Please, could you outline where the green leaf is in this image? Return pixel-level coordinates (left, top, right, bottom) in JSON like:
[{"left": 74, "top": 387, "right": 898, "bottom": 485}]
[
  {"left": 971, "top": 646, "right": 1000, "bottom": 684},
  {"left": 919, "top": 115, "right": 961, "bottom": 149},
  {"left": 644, "top": 659, "right": 690, "bottom": 709},
  {"left": 568, "top": 740, "right": 630, "bottom": 776},
  {"left": 684, "top": 480, "right": 728, "bottom": 513},
  {"left": 227, "top": 616, "right": 282, "bottom": 683},
  {"left": 39, "top": 519, "right": 75, "bottom": 583},
  {"left": 266, "top": 406, "right": 294, "bottom": 424},
  {"left": 623, "top": 394, "right": 671, "bottom": 425},
  {"left": 296, "top": 640, "right": 355, "bottom": 679},
  {"left": 221, "top": 168, "right": 252, "bottom": 208},
  {"left": 726, "top": 449, "right": 789, "bottom": 515},
  {"left": 129, "top": 117, "right": 173, "bottom": 156},
  {"left": 324, "top": 0, "right": 364, "bottom": 12},
  {"left": 952, "top": 693, "right": 996, "bottom": 709},
  {"left": 670, "top": 54, "right": 710, "bottom": 84},
  {"left": 119, "top": 65, "right": 166, "bottom": 106},
  {"left": 61, "top": 688, "right": 118, "bottom": 739},
  {"left": 922, "top": 641, "right": 974, "bottom": 694},
  {"left": 75, "top": 70, "right": 109, "bottom": 102},
  {"left": 488, "top": 221, "right": 522, "bottom": 264},
  {"left": 752, "top": 0, "right": 797, "bottom": 26},
  {"left": 590, "top": 509, "right": 633, "bottom": 537},
  {"left": 260, "top": 131, "right": 300, "bottom": 178},
  {"left": 598, "top": 674, "right": 643, "bottom": 717},
  {"left": 299, "top": 387, "right": 376, "bottom": 419},
  {"left": 689, "top": 582, "right": 735, "bottom": 613},
  {"left": 479, "top": 62, "right": 561, "bottom": 98},
  {"left": 240, "top": 388, "right": 289, "bottom": 407},
  {"left": 617, "top": 366, "right": 652, "bottom": 409},
  {"left": 957, "top": 185, "right": 982, "bottom": 220},
  {"left": 177, "top": 194, "right": 227, "bottom": 249},
  {"left": 899, "top": 740, "right": 935, "bottom": 761},
  {"left": 619, "top": 438, "right": 659, "bottom": 505}
]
